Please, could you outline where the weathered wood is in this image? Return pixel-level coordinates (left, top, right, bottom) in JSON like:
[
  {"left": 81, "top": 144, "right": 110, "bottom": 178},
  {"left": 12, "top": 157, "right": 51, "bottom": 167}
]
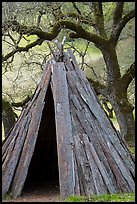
[
  {"left": 2, "top": 64, "right": 51, "bottom": 197},
  {"left": 11, "top": 65, "right": 52, "bottom": 197},
  {"left": 71, "top": 116, "right": 96, "bottom": 195},
  {"left": 51, "top": 62, "right": 75, "bottom": 198},
  {"left": 2, "top": 107, "right": 27, "bottom": 155},
  {"left": 73, "top": 152, "right": 81, "bottom": 195},
  {"left": 66, "top": 64, "right": 134, "bottom": 176},
  {"left": 83, "top": 134, "right": 108, "bottom": 195},
  {"left": 2, "top": 114, "right": 31, "bottom": 196},
  {"left": 68, "top": 82, "right": 108, "bottom": 194},
  {"left": 70, "top": 56, "right": 135, "bottom": 173},
  {"left": 2, "top": 49, "right": 135, "bottom": 199},
  {"left": 11, "top": 104, "right": 45, "bottom": 196},
  {"left": 69, "top": 93, "right": 117, "bottom": 194},
  {"left": 63, "top": 52, "right": 74, "bottom": 71},
  {"left": 2, "top": 115, "right": 28, "bottom": 164},
  {"left": 67, "top": 68, "right": 135, "bottom": 194},
  {"left": 99, "top": 139, "right": 134, "bottom": 192}
]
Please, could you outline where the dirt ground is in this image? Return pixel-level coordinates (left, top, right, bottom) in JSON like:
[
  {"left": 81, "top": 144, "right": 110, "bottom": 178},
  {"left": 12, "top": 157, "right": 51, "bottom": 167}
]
[{"left": 2, "top": 182, "right": 62, "bottom": 202}]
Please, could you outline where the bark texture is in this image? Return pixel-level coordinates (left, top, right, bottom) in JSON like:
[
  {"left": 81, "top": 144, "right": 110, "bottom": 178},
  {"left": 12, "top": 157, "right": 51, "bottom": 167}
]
[
  {"left": 2, "top": 99, "right": 16, "bottom": 138},
  {"left": 2, "top": 49, "right": 135, "bottom": 199}
]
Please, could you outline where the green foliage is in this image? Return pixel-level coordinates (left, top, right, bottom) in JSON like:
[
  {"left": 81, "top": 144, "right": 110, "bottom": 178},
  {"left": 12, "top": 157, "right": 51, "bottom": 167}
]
[
  {"left": 2, "top": 193, "right": 13, "bottom": 201},
  {"left": 65, "top": 195, "right": 86, "bottom": 202},
  {"left": 123, "top": 2, "right": 135, "bottom": 14},
  {"left": 129, "top": 146, "right": 135, "bottom": 156},
  {"left": 103, "top": 2, "right": 115, "bottom": 22},
  {"left": 65, "top": 192, "right": 135, "bottom": 202}
]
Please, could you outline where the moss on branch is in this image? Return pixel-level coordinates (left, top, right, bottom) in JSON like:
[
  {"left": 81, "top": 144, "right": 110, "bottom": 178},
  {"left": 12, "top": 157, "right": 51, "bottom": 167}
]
[
  {"left": 110, "top": 9, "right": 135, "bottom": 44},
  {"left": 3, "top": 19, "right": 107, "bottom": 62},
  {"left": 2, "top": 38, "right": 44, "bottom": 62},
  {"left": 119, "top": 61, "right": 135, "bottom": 91},
  {"left": 87, "top": 77, "right": 107, "bottom": 96}
]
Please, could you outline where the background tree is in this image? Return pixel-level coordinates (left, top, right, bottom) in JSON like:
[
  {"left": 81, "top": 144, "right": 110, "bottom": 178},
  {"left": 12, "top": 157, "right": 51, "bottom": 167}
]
[
  {"left": 2, "top": 2, "right": 135, "bottom": 143},
  {"left": 2, "top": 98, "right": 17, "bottom": 137}
]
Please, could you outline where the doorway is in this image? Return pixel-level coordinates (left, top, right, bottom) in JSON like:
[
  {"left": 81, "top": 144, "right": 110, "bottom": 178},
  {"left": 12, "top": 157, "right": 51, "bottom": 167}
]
[{"left": 23, "top": 85, "right": 59, "bottom": 193}]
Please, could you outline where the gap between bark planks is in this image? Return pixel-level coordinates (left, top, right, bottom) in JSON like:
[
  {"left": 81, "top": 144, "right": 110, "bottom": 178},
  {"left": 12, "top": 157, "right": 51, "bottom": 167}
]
[
  {"left": 2, "top": 107, "right": 28, "bottom": 155},
  {"left": 2, "top": 114, "right": 30, "bottom": 165},
  {"left": 2, "top": 64, "right": 52, "bottom": 197},
  {"left": 2, "top": 114, "right": 31, "bottom": 196},
  {"left": 71, "top": 115, "right": 97, "bottom": 196},
  {"left": 67, "top": 71, "right": 117, "bottom": 174},
  {"left": 67, "top": 66, "right": 134, "bottom": 194},
  {"left": 2, "top": 49, "right": 135, "bottom": 198},
  {"left": 66, "top": 64, "right": 134, "bottom": 177},
  {"left": 70, "top": 96, "right": 117, "bottom": 195},
  {"left": 98, "top": 138, "right": 135, "bottom": 192},
  {"left": 83, "top": 134, "right": 109, "bottom": 195},
  {"left": 63, "top": 52, "right": 74, "bottom": 71},
  {"left": 11, "top": 66, "right": 52, "bottom": 197}
]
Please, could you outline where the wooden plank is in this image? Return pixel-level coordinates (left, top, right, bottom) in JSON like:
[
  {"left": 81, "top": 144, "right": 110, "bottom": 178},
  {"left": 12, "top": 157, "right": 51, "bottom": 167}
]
[
  {"left": 51, "top": 62, "right": 75, "bottom": 198},
  {"left": 67, "top": 71, "right": 119, "bottom": 194},
  {"left": 2, "top": 114, "right": 31, "bottom": 196},
  {"left": 71, "top": 115, "right": 96, "bottom": 196},
  {"left": 99, "top": 139, "right": 134, "bottom": 192},
  {"left": 11, "top": 104, "right": 45, "bottom": 197},
  {"left": 63, "top": 52, "right": 74, "bottom": 71},
  {"left": 85, "top": 139, "right": 118, "bottom": 194},
  {"left": 73, "top": 60, "right": 135, "bottom": 174},
  {"left": 2, "top": 107, "right": 27, "bottom": 155},
  {"left": 71, "top": 91, "right": 134, "bottom": 192},
  {"left": 83, "top": 134, "right": 108, "bottom": 195},
  {"left": 11, "top": 65, "right": 52, "bottom": 197},
  {"left": 67, "top": 68, "right": 135, "bottom": 178},
  {"left": 2, "top": 63, "right": 51, "bottom": 197},
  {"left": 70, "top": 100, "right": 117, "bottom": 194},
  {"left": 73, "top": 152, "right": 81, "bottom": 195}
]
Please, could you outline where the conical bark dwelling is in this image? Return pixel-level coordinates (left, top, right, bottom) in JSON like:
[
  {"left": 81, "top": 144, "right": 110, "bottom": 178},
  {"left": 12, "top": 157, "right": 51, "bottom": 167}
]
[{"left": 2, "top": 49, "right": 135, "bottom": 199}]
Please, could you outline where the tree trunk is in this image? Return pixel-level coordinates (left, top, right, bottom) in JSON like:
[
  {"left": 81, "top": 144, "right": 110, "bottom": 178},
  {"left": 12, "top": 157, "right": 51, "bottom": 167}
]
[
  {"left": 2, "top": 99, "right": 16, "bottom": 138},
  {"left": 108, "top": 93, "right": 135, "bottom": 143},
  {"left": 99, "top": 43, "right": 135, "bottom": 143}
]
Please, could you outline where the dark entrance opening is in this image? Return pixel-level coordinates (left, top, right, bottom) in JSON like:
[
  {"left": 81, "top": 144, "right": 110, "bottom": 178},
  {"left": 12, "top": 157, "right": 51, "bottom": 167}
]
[{"left": 23, "top": 85, "right": 59, "bottom": 193}]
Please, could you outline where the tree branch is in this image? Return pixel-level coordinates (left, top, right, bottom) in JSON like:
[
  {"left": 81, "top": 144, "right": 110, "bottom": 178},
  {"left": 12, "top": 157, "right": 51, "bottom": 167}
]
[
  {"left": 72, "top": 2, "right": 81, "bottom": 15},
  {"left": 113, "top": 2, "right": 124, "bottom": 26},
  {"left": 58, "top": 20, "right": 106, "bottom": 47},
  {"left": 91, "top": 2, "right": 107, "bottom": 38},
  {"left": 2, "top": 38, "right": 44, "bottom": 62},
  {"left": 11, "top": 95, "right": 33, "bottom": 107},
  {"left": 67, "top": 12, "right": 96, "bottom": 27},
  {"left": 120, "top": 61, "right": 135, "bottom": 91},
  {"left": 110, "top": 9, "right": 135, "bottom": 45},
  {"left": 2, "top": 20, "right": 61, "bottom": 39},
  {"left": 36, "top": 10, "right": 46, "bottom": 27},
  {"left": 87, "top": 77, "right": 107, "bottom": 96},
  {"left": 3, "top": 19, "right": 107, "bottom": 61}
]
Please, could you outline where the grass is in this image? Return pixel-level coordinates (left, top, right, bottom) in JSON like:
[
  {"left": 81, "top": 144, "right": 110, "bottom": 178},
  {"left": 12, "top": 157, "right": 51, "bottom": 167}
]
[
  {"left": 65, "top": 192, "right": 135, "bottom": 202},
  {"left": 3, "top": 192, "right": 135, "bottom": 202},
  {"left": 2, "top": 193, "right": 13, "bottom": 201}
]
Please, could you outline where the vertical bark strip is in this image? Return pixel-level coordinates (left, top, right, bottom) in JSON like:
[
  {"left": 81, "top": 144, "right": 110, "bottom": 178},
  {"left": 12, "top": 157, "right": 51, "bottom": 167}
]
[
  {"left": 2, "top": 65, "right": 52, "bottom": 197},
  {"left": 2, "top": 50, "right": 135, "bottom": 199},
  {"left": 51, "top": 62, "right": 75, "bottom": 198}
]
